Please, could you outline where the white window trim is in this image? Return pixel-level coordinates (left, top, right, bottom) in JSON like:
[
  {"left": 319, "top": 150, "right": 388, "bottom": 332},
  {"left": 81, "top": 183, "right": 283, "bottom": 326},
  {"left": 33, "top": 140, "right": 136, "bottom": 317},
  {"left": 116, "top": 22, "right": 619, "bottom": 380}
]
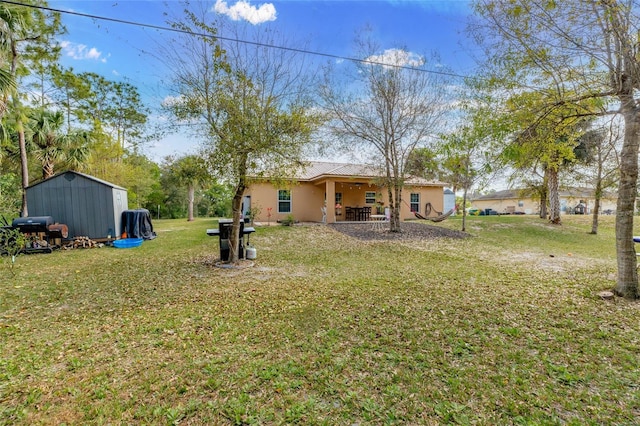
[
  {"left": 365, "top": 191, "right": 376, "bottom": 205},
  {"left": 410, "top": 193, "right": 420, "bottom": 212},
  {"left": 278, "top": 189, "right": 292, "bottom": 213}
]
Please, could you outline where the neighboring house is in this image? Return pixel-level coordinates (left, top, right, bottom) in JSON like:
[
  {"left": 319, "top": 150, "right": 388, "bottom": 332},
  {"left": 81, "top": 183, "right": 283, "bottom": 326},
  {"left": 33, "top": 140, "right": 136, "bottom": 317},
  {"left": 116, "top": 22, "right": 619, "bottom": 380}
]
[
  {"left": 245, "top": 161, "right": 449, "bottom": 224},
  {"left": 471, "top": 188, "right": 617, "bottom": 215}
]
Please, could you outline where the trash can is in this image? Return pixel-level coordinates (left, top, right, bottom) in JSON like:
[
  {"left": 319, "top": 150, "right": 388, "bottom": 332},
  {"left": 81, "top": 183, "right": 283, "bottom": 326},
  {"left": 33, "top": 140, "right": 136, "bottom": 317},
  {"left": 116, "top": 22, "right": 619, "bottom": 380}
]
[{"left": 218, "top": 219, "right": 245, "bottom": 261}]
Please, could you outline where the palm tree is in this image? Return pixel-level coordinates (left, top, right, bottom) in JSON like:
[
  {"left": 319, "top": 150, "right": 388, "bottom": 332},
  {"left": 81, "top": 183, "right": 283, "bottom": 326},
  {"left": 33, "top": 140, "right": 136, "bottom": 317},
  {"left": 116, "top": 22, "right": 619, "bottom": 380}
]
[
  {"left": 171, "top": 155, "right": 210, "bottom": 221},
  {"left": 0, "top": 3, "right": 27, "bottom": 215},
  {"left": 0, "top": 2, "right": 63, "bottom": 215},
  {"left": 0, "top": 4, "right": 20, "bottom": 117},
  {"left": 29, "top": 109, "right": 90, "bottom": 179}
]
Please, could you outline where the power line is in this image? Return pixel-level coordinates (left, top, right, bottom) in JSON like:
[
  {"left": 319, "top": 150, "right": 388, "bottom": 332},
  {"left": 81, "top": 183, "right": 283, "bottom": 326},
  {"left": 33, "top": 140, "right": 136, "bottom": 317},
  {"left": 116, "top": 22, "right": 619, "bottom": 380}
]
[{"left": 0, "top": 0, "right": 470, "bottom": 80}]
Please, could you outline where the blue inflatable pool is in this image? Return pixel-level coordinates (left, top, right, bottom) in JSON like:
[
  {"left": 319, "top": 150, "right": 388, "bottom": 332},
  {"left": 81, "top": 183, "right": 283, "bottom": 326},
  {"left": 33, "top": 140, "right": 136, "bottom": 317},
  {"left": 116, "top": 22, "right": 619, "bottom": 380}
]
[{"left": 113, "top": 238, "right": 143, "bottom": 248}]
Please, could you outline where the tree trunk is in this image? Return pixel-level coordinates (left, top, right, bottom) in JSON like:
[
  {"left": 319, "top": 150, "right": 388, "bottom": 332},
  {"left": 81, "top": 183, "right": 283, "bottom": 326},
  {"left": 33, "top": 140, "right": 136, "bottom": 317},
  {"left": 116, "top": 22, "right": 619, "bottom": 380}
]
[
  {"left": 10, "top": 42, "right": 27, "bottom": 217},
  {"left": 461, "top": 187, "right": 468, "bottom": 232},
  {"left": 591, "top": 197, "right": 600, "bottom": 235},
  {"left": 547, "top": 166, "right": 561, "bottom": 224},
  {"left": 228, "top": 188, "right": 244, "bottom": 263},
  {"left": 43, "top": 161, "right": 55, "bottom": 180},
  {"left": 386, "top": 185, "right": 396, "bottom": 232},
  {"left": 18, "top": 124, "right": 28, "bottom": 217},
  {"left": 590, "top": 176, "right": 602, "bottom": 235},
  {"left": 187, "top": 184, "right": 195, "bottom": 222},
  {"left": 614, "top": 104, "right": 639, "bottom": 299},
  {"left": 590, "top": 147, "right": 605, "bottom": 235},
  {"left": 228, "top": 154, "right": 248, "bottom": 264},
  {"left": 388, "top": 183, "right": 401, "bottom": 233},
  {"left": 539, "top": 196, "right": 547, "bottom": 219},
  {"left": 539, "top": 173, "right": 548, "bottom": 219}
]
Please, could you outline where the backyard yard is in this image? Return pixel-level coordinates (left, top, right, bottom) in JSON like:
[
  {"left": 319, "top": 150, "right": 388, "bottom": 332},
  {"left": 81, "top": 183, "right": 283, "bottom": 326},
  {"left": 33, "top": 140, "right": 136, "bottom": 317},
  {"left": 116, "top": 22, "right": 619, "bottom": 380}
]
[{"left": 1, "top": 214, "right": 638, "bottom": 424}]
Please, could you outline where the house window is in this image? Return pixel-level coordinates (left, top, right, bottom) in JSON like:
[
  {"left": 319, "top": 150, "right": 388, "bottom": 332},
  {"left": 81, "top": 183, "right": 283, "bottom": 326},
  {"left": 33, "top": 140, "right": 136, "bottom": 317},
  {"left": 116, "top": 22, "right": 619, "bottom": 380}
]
[
  {"left": 278, "top": 189, "right": 291, "bottom": 213},
  {"left": 410, "top": 193, "right": 420, "bottom": 212},
  {"left": 335, "top": 192, "right": 343, "bottom": 207},
  {"left": 518, "top": 200, "right": 524, "bottom": 207},
  {"left": 365, "top": 191, "right": 376, "bottom": 204}
]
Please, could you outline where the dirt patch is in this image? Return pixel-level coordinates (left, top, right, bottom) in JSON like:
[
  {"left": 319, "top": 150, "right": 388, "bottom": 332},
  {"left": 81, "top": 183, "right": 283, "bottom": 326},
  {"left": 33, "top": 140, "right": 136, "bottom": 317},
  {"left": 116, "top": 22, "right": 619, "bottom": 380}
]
[
  {"left": 328, "top": 221, "right": 469, "bottom": 241},
  {"left": 499, "top": 250, "right": 600, "bottom": 273}
]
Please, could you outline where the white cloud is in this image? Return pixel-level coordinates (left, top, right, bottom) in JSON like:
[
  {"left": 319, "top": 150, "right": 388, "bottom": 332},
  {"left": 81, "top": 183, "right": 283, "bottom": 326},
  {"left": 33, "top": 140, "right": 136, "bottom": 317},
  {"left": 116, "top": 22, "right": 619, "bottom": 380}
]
[
  {"left": 213, "top": 0, "right": 276, "bottom": 25},
  {"left": 365, "top": 49, "right": 425, "bottom": 68},
  {"left": 60, "top": 40, "right": 107, "bottom": 63},
  {"left": 161, "top": 95, "right": 185, "bottom": 108}
]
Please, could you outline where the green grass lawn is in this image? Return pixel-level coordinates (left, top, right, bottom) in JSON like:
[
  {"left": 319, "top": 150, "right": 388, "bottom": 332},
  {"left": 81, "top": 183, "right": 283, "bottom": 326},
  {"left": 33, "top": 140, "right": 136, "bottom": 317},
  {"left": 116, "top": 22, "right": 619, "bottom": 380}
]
[{"left": 1, "top": 215, "right": 638, "bottom": 425}]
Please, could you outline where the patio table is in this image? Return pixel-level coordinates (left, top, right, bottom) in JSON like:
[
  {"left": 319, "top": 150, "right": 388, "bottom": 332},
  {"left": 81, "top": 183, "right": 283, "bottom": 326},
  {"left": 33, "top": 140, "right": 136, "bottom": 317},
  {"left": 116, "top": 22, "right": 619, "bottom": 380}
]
[{"left": 370, "top": 214, "right": 386, "bottom": 231}]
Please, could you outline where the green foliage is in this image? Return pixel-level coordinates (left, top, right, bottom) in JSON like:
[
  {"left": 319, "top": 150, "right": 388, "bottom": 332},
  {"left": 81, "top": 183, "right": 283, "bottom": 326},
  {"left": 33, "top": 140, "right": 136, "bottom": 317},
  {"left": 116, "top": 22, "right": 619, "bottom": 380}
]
[
  {"left": 201, "top": 183, "right": 233, "bottom": 218},
  {"left": 247, "top": 205, "right": 261, "bottom": 225},
  {"left": 0, "top": 0, "right": 65, "bottom": 216},
  {"left": 121, "top": 152, "right": 161, "bottom": 209},
  {"left": 0, "top": 173, "right": 20, "bottom": 217},
  {"left": 164, "top": 7, "right": 319, "bottom": 261},
  {"left": 470, "top": 0, "right": 640, "bottom": 292},
  {"left": 501, "top": 90, "right": 601, "bottom": 172},
  {"left": 0, "top": 227, "right": 26, "bottom": 277},
  {"left": 163, "top": 154, "right": 212, "bottom": 221},
  {"left": 405, "top": 147, "right": 440, "bottom": 180},
  {"left": 27, "top": 108, "right": 91, "bottom": 179},
  {"left": 281, "top": 213, "right": 295, "bottom": 226},
  {"left": 155, "top": 156, "right": 231, "bottom": 219},
  {"left": 168, "top": 155, "right": 209, "bottom": 187}
]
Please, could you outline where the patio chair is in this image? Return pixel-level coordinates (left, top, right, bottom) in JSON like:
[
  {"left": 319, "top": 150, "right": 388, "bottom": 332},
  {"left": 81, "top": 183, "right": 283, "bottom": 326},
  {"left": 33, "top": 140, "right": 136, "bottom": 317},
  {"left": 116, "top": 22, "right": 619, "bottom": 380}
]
[
  {"left": 361, "top": 206, "right": 371, "bottom": 221},
  {"left": 345, "top": 207, "right": 355, "bottom": 221}
]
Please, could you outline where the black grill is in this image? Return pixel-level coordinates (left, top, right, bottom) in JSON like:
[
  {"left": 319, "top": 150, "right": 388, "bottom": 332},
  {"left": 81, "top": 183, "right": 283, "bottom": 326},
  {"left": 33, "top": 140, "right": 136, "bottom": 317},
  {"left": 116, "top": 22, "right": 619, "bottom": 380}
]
[
  {"left": 9, "top": 216, "right": 67, "bottom": 253},
  {"left": 12, "top": 216, "right": 54, "bottom": 233}
]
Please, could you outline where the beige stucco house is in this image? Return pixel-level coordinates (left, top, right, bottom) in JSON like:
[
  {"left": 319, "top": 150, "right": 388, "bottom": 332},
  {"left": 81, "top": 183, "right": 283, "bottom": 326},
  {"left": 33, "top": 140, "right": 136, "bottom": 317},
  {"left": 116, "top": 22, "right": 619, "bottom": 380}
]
[
  {"left": 244, "top": 161, "right": 449, "bottom": 224},
  {"left": 471, "top": 188, "right": 617, "bottom": 215}
]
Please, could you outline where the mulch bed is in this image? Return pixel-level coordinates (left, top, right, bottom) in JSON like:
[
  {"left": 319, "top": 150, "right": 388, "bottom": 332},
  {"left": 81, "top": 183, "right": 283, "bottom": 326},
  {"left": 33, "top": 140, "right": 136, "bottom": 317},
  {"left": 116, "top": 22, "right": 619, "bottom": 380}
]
[{"left": 328, "top": 221, "right": 470, "bottom": 241}]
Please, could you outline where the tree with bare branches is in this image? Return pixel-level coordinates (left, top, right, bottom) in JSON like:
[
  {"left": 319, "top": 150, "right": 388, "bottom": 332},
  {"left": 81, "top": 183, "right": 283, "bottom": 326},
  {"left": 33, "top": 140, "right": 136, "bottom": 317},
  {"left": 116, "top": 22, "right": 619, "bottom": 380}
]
[{"left": 320, "top": 35, "right": 448, "bottom": 232}]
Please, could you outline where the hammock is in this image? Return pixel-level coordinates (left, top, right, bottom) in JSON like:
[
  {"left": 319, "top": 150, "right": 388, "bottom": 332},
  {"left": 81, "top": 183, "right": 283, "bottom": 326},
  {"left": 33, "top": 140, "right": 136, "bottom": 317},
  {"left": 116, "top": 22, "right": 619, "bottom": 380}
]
[
  {"left": 413, "top": 202, "right": 456, "bottom": 222},
  {"left": 414, "top": 208, "right": 456, "bottom": 222}
]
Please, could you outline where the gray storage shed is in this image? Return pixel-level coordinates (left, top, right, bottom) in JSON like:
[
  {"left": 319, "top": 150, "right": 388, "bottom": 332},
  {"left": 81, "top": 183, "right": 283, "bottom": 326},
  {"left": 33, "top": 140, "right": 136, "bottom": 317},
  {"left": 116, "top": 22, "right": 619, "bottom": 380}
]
[{"left": 26, "top": 171, "right": 128, "bottom": 239}]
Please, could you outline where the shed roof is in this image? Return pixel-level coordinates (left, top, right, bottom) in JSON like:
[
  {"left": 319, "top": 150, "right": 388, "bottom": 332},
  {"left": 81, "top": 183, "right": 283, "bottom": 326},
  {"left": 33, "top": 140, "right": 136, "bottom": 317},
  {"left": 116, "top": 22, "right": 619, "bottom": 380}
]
[{"left": 26, "top": 171, "right": 126, "bottom": 191}]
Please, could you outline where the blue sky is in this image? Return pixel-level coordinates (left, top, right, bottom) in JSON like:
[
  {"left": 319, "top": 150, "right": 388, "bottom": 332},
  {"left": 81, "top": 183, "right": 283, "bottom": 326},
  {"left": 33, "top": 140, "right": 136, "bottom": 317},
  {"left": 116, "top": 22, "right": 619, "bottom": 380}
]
[{"left": 51, "top": 0, "right": 476, "bottom": 160}]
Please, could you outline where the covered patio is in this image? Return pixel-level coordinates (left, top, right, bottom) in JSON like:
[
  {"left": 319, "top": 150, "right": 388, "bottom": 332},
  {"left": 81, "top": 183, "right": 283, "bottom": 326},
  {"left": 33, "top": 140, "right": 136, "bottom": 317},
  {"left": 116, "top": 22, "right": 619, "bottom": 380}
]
[
  {"left": 322, "top": 179, "right": 387, "bottom": 223},
  {"left": 245, "top": 161, "right": 447, "bottom": 224}
]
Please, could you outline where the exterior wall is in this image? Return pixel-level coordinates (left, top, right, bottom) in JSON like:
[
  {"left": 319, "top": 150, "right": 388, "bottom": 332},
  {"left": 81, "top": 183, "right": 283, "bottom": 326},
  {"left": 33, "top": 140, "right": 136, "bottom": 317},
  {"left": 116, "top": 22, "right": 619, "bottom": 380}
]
[
  {"left": 472, "top": 195, "right": 618, "bottom": 215},
  {"left": 472, "top": 198, "right": 539, "bottom": 215},
  {"left": 112, "top": 188, "right": 128, "bottom": 236},
  {"left": 246, "top": 182, "right": 326, "bottom": 223},
  {"left": 401, "top": 185, "right": 446, "bottom": 220},
  {"left": 246, "top": 180, "right": 446, "bottom": 223},
  {"left": 561, "top": 196, "right": 617, "bottom": 214}
]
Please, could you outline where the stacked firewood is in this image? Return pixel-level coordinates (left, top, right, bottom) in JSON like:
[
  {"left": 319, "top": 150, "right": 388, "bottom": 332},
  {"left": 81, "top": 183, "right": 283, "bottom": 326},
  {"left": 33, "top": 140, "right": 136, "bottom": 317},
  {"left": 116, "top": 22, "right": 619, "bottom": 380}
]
[
  {"left": 63, "top": 236, "right": 103, "bottom": 249},
  {"left": 32, "top": 238, "right": 49, "bottom": 248}
]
